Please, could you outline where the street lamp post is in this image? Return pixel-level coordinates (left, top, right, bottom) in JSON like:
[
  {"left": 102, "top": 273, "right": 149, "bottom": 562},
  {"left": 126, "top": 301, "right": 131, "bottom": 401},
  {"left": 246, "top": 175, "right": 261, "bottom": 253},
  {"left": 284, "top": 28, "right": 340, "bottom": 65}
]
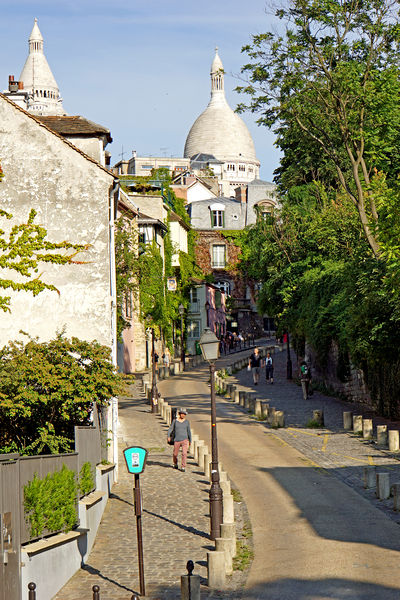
[
  {"left": 286, "top": 331, "right": 292, "bottom": 380},
  {"left": 178, "top": 303, "right": 185, "bottom": 371},
  {"left": 151, "top": 328, "right": 158, "bottom": 413},
  {"left": 199, "top": 328, "right": 223, "bottom": 540}
]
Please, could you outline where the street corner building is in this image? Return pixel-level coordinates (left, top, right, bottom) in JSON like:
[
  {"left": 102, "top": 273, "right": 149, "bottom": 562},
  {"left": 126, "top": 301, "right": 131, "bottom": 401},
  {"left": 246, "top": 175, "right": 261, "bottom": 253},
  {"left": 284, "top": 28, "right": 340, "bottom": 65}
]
[{"left": 0, "top": 92, "right": 117, "bottom": 350}]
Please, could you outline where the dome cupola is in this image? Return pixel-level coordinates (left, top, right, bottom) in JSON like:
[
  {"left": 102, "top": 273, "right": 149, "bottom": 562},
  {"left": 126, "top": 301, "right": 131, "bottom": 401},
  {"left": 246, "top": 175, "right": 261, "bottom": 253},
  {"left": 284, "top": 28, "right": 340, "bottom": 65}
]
[{"left": 184, "top": 48, "right": 259, "bottom": 167}]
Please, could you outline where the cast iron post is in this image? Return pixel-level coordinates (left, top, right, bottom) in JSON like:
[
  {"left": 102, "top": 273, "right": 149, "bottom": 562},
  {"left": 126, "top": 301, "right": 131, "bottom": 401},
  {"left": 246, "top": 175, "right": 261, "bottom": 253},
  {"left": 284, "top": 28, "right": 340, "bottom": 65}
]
[
  {"left": 286, "top": 331, "right": 292, "bottom": 379},
  {"left": 151, "top": 328, "right": 157, "bottom": 413},
  {"left": 209, "top": 362, "right": 223, "bottom": 540},
  {"left": 134, "top": 473, "right": 145, "bottom": 596},
  {"left": 180, "top": 314, "right": 185, "bottom": 370}
]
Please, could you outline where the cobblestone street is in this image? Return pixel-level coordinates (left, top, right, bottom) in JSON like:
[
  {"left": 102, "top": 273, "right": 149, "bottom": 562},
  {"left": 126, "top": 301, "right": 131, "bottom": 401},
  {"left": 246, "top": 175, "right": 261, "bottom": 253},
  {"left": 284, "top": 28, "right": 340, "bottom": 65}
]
[{"left": 54, "top": 380, "right": 246, "bottom": 600}]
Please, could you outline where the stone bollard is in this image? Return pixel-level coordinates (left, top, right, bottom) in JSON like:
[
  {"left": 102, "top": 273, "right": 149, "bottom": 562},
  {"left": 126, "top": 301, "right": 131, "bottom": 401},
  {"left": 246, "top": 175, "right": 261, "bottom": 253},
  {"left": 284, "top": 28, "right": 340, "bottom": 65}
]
[
  {"left": 376, "top": 472, "right": 390, "bottom": 499},
  {"left": 343, "top": 411, "right": 353, "bottom": 430},
  {"left": 377, "top": 425, "right": 388, "bottom": 447},
  {"left": 220, "top": 523, "right": 236, "bottom": 557},
  {"left": 181, "top": 570, "right": 200, "bottom": 600},
  {"left": 207, "top": 551, "right": 226, "bottom": 588},
  {"left": 198, "top": 445, "right": 209, "bottom": 472},
  {"left": 272, "top": 410, "right": 285, "bottom": 428},
  {"left": 204, "top": 454, "right": 211, "bottom": 478},
  {"left": 393, "top": 484, "right": 400, "bottom": 511},
  {"left": 362, "top": 418, "right": 373, "bottom": 440},
  {"left": 219, "top": 470, "right": 228, "bottom": 483},
  {"left": 353, "top": 415, "right": 363, "bottom": 434},
  {"left": 161, "top": 402, "right": 168, "bottom": 421},
  {"left": 254, "top": 399, "right": 263, "bottom": 418},
  {"left": 158, "top": 397, "right": 164, "bottom": 415},
  {"left": 215, "top": 538, "right": 233, "bottom": 575},
  {"left": 261, "top": 402, "right": 270, "bottom": 419},
  {"left": 166, "top": 406, "right": 172, "bottom": 425},
  {"left": 363, "top": 466, "right": 376, "bottom": 489},
  {"left": 189, "top": 434, "right": 199, "bottom": 457},
  {"left": 389, "top": 430, "right": 400, "bottom": 452},
  {"left": 226, "top": 384, "right": 234, "bottom": 399},
  {"left": 220, "top": 480, "right": 231, "bottom": 497},
  {"left": 239, "top": 391, "right": 246, "bottom": 407},
  {"left": 233, "top": 390, "right": 240, "bottom": 404},
  {"left": 173, "top": 362, "right": 181, "bottom": 375},
  {"left": 223, "top": 494, "right": 235, "bottom": 523},
  {"left": 142, "top": 373, "right": 150, "bottom": 386},
  {"left": 193, "top": 439, "right": 204, "bottom": 464},
  {"left": 268, "top": 407, "right": 276, "bottom": 424}
]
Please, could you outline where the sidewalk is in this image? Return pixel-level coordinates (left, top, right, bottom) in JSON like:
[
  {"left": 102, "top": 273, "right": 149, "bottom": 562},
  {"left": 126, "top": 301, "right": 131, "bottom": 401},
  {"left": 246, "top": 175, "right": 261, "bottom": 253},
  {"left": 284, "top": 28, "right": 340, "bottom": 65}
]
[
  {"left": 54, "top": 382, "right": 231, "bottom": 600},
  {"left": 223, "top": 345, "right": 400, "bottom": 524}
]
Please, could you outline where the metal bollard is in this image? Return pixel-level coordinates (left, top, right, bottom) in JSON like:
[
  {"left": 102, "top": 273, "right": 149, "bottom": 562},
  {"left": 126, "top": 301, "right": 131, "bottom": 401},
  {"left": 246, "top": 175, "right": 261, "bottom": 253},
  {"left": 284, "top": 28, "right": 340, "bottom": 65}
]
[
  {"left": 181, "top": 559, "right": 200, "bottom": 600},
  {"left": 28, "top": 583, "right": 36, "bottom": 600},
  {"left": 92, "top": 585, "right": 100, "bottom": 600},
  {"left": 131, "top": 595, "right": 140, "bottom": 600}
]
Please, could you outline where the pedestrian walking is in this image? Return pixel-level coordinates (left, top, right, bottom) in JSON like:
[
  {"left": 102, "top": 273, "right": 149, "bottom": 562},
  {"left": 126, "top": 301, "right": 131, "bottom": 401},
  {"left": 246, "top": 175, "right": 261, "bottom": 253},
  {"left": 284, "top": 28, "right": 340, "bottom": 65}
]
[
  {"left": 248, "top": 347, "right": 262, "bottom": 385},
  {"left": 167, "top": 408, "right": 192, "bottom": 472},
  {"left": 162, "top": 348, "right": 170, "bottom": 368},
  {"left": 265, "top": 351, "right": 274, "bottom": 384},
  {"left": 300, "top": 361, "right": 312, "bottom": 400}
]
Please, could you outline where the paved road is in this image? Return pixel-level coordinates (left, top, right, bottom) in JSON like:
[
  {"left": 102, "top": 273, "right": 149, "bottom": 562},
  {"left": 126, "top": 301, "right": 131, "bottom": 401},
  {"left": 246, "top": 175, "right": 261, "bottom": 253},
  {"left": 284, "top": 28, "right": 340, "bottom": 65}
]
[{"left": 159, "top": 349, "right": 400, "bottom": 600}]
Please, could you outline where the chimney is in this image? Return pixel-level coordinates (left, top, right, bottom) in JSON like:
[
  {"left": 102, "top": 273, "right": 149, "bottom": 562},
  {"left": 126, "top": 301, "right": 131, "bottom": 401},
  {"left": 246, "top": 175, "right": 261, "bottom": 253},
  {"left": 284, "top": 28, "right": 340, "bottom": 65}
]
[
  {"left": 18, "top": 81, "right": 24, "bottom": 90},
  {"left": 235, "top": 186, "right": 247, "bottom": 204},
  {"left": 132, "top": 150, "right": 137, "bottom": 158},
  {"left": 8, "top": 76, "right": 18, "bottom": 93}
]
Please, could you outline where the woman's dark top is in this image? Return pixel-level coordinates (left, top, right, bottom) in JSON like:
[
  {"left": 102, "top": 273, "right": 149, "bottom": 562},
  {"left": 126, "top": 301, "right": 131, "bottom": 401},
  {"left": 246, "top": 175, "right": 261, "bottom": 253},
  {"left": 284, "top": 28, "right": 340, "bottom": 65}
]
[{"left": 250, "top": 353, "right": 261, "bottom": 368}]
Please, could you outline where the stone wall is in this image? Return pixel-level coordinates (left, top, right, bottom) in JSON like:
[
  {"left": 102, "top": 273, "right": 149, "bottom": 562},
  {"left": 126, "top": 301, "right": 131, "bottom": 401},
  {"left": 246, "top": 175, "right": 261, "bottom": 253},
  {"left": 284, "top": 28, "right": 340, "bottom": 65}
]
[{"left": 306, "top": 341, "right": 372, "bottom": 406}]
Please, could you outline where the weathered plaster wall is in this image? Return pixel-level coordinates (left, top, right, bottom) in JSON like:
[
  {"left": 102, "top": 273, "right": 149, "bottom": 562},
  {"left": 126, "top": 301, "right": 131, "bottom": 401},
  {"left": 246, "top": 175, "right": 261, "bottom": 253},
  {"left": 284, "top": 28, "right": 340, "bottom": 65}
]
[{"left": 0, "top": 95, "right": 114, "bottom": 348}]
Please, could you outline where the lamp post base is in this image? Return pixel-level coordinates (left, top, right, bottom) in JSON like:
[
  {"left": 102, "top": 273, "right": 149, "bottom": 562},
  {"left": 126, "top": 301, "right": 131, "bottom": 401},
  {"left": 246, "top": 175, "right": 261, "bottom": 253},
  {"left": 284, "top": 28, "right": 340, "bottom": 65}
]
[{"left": 210, "top": 481, "right": 223, "bottom": 541}]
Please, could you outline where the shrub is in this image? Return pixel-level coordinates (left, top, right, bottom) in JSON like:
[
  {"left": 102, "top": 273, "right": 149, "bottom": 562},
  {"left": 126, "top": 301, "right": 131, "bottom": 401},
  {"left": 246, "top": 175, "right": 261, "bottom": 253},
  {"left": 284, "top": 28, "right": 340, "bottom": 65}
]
[{"left": 0, "top": 334, "right": 123, "bottom": 454}]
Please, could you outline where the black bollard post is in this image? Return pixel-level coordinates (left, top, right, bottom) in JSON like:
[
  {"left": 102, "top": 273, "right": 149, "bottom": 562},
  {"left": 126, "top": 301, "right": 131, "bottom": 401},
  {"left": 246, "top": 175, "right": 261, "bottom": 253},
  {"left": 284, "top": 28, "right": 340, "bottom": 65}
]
[
  {"left": 131, "top": 595, "right": 140, "bottom": 600},
  {"left": 187, "top": 560, "right": 194, "bottom": 600},
  {"left": 92, "top": 584, "right": 100, "bottom": 600},
  {"left": 28, "top": 583, "right": 36, "bottom": 600}
]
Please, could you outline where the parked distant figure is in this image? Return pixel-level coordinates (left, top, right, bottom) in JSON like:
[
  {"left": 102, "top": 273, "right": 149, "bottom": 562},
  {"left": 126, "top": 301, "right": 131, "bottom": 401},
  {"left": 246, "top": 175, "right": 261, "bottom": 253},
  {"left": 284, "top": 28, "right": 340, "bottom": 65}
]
[
  {"left": 167, "top": 408, "right": 192, "bottom": 472},
  {"left": 265, "top": 351, "right": 274, "bottom": 384},
  {"left": 248, "top": 347, "right": 262, "bottom": 385},
  {"left": 300, "top": 361, "right": 312, "bottom": 400}
]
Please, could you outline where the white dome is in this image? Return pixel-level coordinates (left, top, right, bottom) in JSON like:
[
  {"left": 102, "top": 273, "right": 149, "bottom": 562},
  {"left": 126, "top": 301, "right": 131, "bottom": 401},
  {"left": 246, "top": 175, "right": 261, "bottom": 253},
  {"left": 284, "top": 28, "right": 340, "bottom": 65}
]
[
  {"left": 184, "top": 49, "right": 258, "bottom": 164},
  {"left": 19, "top": 19, "right": 65, "bottom": 115}
]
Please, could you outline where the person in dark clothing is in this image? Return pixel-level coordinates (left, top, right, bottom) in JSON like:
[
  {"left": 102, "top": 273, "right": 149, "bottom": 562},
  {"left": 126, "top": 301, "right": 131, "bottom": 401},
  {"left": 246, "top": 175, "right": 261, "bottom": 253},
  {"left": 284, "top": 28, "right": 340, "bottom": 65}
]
[
  {"left": 248, "top": 347, "right": 262, "bottom": 385},
  {"left": 265, "top": 351, "right": 274, "bottom": 384},
  {"left": 167, "top": 408, "right": 192, "bottom": 472}
]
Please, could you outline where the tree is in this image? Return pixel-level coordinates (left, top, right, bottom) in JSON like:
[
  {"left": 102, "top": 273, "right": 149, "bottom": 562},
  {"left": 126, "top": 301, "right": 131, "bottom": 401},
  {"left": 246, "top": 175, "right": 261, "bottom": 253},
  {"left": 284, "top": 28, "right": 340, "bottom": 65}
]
[
  {"left": 0, "top": 334, "right": 122, "bottom": 454},
  {"left": 237, "top": 0, "right": 400, "bottom": 257}
]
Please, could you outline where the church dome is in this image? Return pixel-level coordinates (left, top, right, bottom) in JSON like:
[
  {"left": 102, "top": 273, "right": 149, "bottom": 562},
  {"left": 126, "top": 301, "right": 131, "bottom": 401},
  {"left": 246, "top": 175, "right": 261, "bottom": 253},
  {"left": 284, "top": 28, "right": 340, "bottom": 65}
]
[
  {"left": 19, "top": 19, "right": 66, "bottom": 115},
  {"left": 184, "top": 49, "right": 258, "bottom": 164}
]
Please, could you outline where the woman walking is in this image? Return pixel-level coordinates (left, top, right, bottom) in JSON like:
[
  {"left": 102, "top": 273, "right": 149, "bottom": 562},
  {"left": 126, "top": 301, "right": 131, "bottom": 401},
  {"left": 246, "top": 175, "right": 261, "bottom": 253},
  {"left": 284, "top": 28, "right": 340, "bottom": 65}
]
[
  {"left": 248, "top": 347, "right": 262, "bottom": 385},
  {"left": 167, "top": 408, "right": 192, "bottom": 472},
  {"left": 265, "top": 351, "right": 274, "bottom": 384}
]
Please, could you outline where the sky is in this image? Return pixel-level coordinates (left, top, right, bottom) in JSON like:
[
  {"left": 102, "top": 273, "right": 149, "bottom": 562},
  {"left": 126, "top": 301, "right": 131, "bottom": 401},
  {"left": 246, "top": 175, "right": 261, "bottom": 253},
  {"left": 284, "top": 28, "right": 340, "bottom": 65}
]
[{"left": 0, "top": 0, "right": 281, "bottom": 181}]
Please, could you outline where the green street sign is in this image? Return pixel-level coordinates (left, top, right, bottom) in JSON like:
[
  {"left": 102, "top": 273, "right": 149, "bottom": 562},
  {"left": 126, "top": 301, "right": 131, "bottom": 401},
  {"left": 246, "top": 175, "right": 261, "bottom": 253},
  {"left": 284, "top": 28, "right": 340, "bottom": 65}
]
[{"left": 123, "top": 446, "right": 148, "bottom": 474}]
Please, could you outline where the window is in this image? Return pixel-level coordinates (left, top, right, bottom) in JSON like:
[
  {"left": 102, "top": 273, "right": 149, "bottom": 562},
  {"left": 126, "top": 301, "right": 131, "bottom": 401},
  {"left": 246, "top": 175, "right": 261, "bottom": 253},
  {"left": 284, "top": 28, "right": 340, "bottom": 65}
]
[
  {"left": 226, "top": 164, "right": 235, "bottom": 171},
  {"left": 188, "top": 320, "right": 201, "bottom": 339},
  {"left": 190, "top": 287, "right": 198, "bottom": 303},
  {"left": 239, "top": 164, "right": 246, "bottom": 172},
  {"left": 211, "top": 210, "right": 224, "bottom": 228},
  {"left": 215, "top": 281, "right": 230, "bottom": 296},
  {"left": 212, "top": 245, "right": 226, "bottom": 268},
  {"left": 141, "top": 165, "right": 153, "bottom": 170}
]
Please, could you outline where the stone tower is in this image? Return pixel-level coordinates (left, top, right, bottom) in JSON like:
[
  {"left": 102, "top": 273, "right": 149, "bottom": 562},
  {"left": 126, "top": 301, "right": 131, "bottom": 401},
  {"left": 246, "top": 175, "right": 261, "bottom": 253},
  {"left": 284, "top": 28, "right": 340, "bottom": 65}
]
[{"left": 19, "top": 18, "right": 66, "bottom": 116}]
